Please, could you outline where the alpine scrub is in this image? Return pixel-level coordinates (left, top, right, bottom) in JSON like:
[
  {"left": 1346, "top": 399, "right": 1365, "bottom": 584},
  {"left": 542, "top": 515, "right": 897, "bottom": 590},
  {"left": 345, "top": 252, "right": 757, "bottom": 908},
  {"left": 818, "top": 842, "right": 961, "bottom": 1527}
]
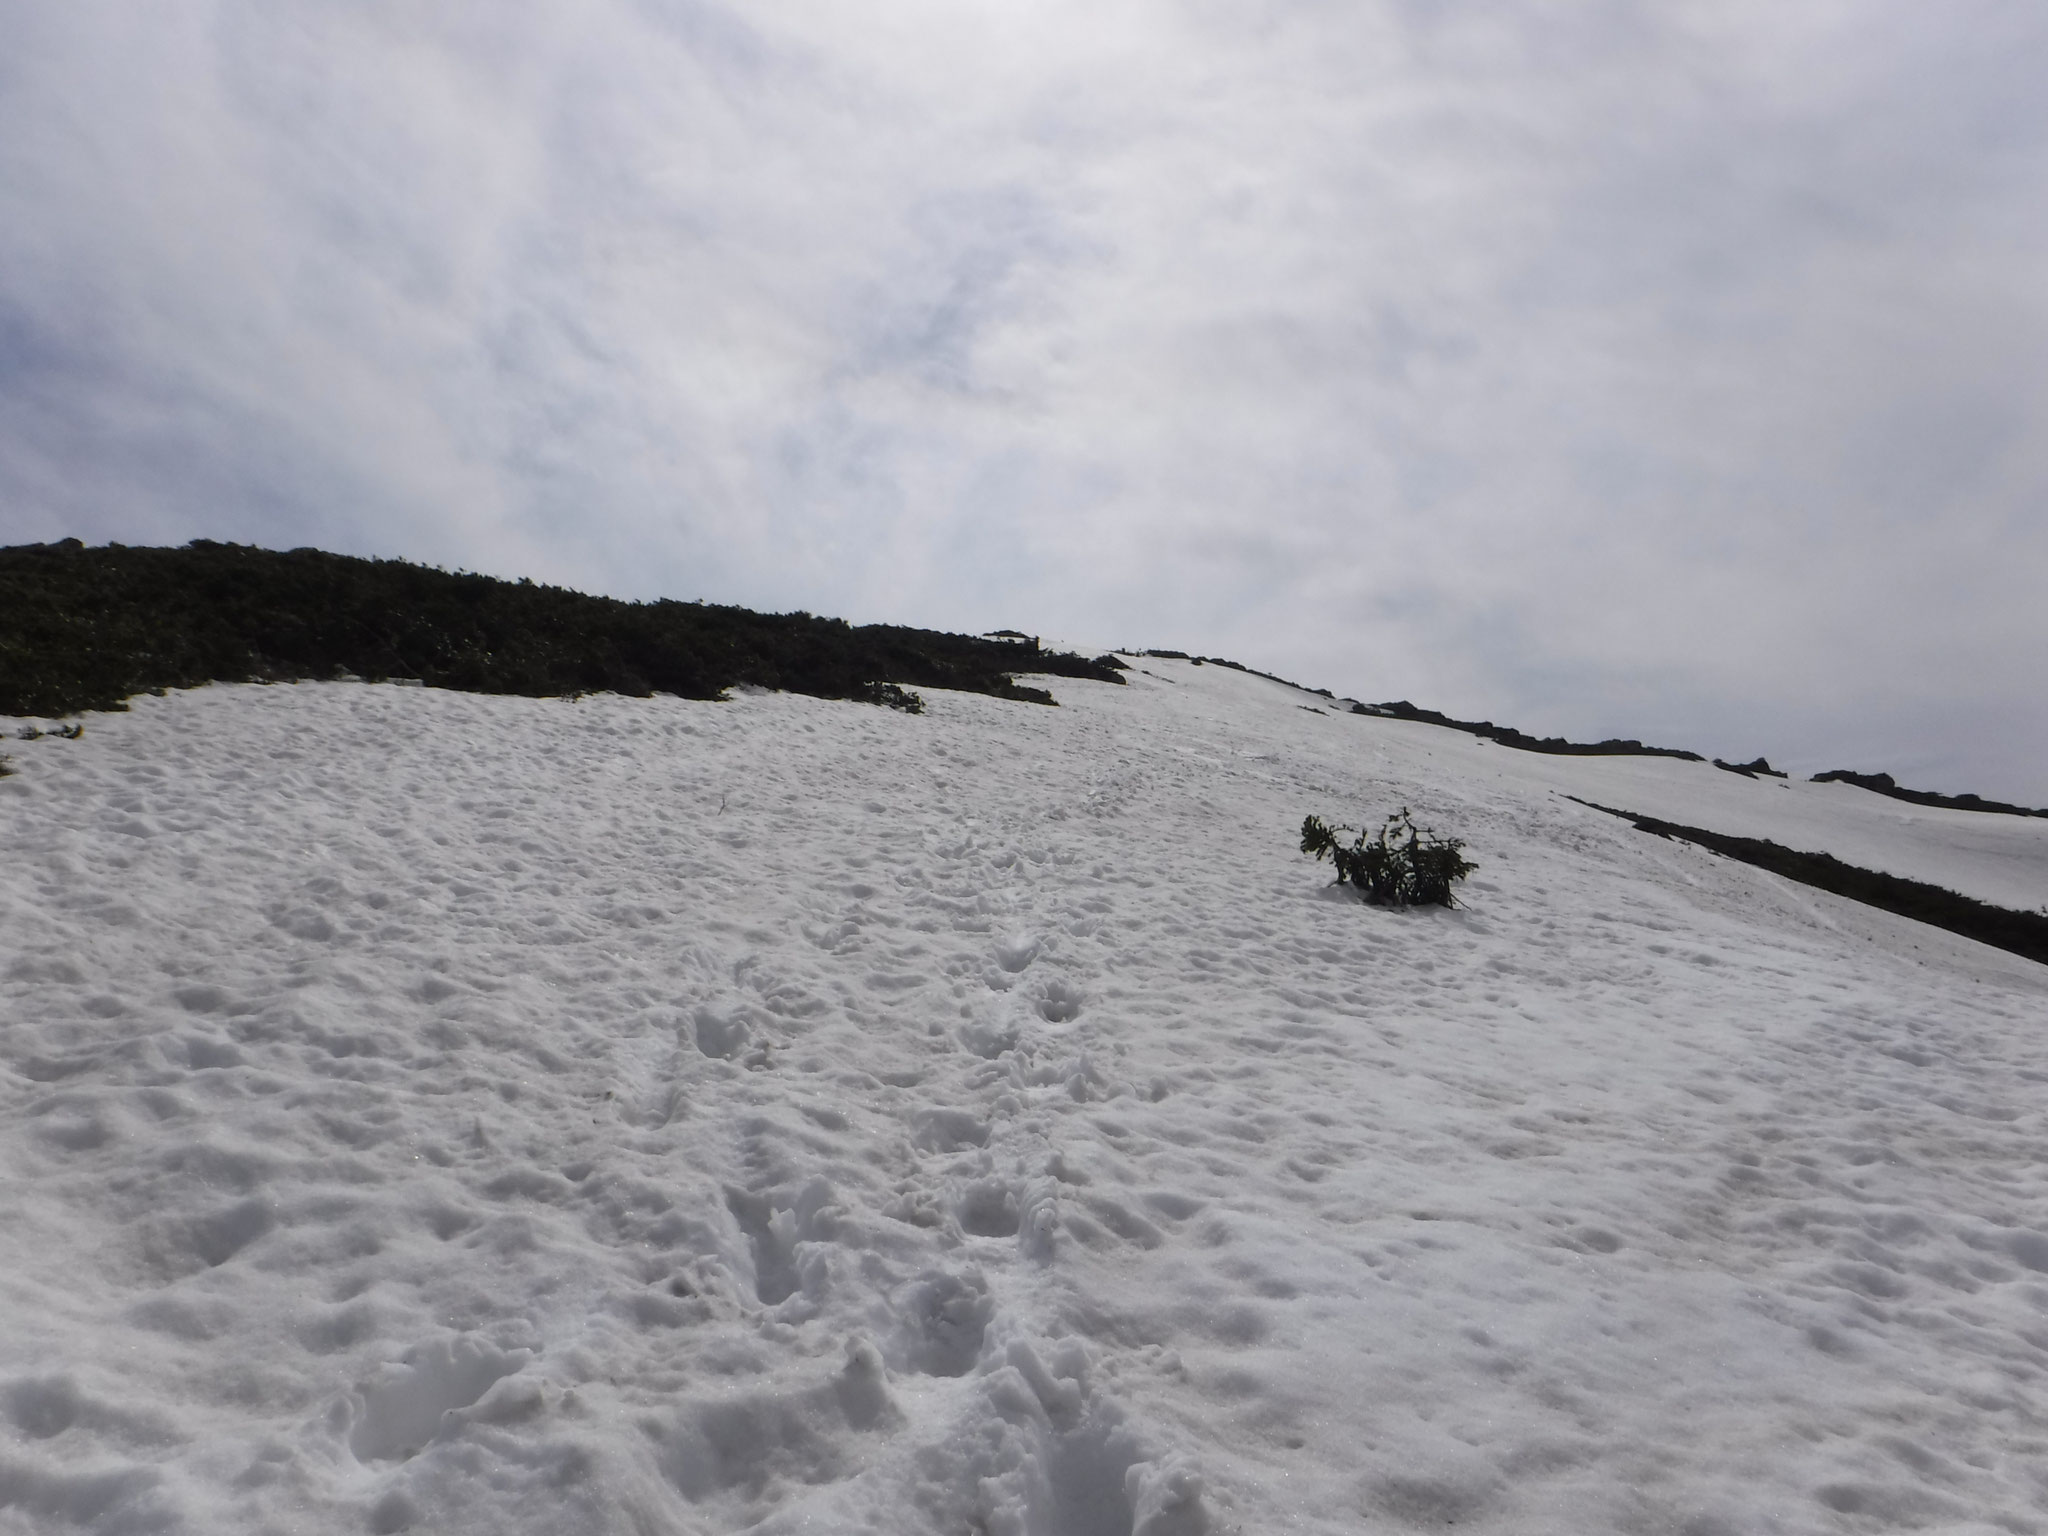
[{"left": 1301, "top": 807, "right": 1476, "bottom": 908}]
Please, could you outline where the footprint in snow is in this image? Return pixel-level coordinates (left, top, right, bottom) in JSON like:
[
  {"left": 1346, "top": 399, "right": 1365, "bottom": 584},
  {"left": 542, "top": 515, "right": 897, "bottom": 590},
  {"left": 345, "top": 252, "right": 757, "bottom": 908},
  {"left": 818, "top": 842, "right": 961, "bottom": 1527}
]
[
  {"left": 690, "top": 1002, "right": 751, "bottom": 1060},
  {"left": 894, "top": 1269, "right": 995, "bottom": 1376},
  {"left": 953, "top": 1177, "right": 1021, "bottom": 1238},
  {"left": 1033, "top": 978, "right": 1084, "bottom": 1024},
  {"left": 913, "top": 1108, "right": 991, "bottom": 1155},
  {"left": 994, "top": 934, "right": 1041, "bottom": 973},
  {"left": 959, "top": 1000, "right": 1029, "bottom": 1059}
]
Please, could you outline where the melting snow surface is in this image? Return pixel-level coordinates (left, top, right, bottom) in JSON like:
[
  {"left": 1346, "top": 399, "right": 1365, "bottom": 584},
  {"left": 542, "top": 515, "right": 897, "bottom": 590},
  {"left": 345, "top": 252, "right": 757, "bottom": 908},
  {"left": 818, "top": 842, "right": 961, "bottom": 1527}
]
[{"left": 2, "top": 660, "right": 2047, "bottom": 1535}]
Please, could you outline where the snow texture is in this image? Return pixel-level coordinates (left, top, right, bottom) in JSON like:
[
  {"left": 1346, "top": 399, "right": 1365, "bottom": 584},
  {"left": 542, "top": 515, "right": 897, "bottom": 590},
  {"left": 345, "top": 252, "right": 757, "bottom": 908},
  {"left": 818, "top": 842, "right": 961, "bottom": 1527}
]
[{"left": 2, "top": 658, "right": 2047, "bottom": 1534}]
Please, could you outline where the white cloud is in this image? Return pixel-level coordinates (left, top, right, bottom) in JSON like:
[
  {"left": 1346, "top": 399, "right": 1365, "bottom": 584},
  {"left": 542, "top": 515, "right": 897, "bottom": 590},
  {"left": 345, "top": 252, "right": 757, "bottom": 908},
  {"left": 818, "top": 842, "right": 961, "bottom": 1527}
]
[{"left": 3, "top": 0, "right": 2045, "bottom": 797}]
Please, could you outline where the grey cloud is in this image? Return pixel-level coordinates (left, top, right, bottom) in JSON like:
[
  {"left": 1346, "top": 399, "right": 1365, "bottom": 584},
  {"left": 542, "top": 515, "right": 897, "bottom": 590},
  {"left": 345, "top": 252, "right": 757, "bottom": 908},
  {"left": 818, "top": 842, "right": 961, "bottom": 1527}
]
[{"left": 2, "top": 0, "right": 2044, "bottom": 799}]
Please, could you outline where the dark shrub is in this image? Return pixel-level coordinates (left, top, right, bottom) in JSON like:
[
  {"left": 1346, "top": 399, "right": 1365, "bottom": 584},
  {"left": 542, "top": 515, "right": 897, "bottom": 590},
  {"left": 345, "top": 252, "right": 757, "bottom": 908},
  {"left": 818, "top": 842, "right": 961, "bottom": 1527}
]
[
  {"left": 1713, "top": 757, "right": 1787, "bottom": 779},
  {"left": 1301, "top": 808, "right": 1475, "bottom": 908},
  {"left": 0, "top": 540, "right": 1127, "bottom": 717},
  {"left": 1811, "top": 769, "right": 2047, "bottom": 819},
  {"left": 852, "top": 681, "right": 925, "bottom": 714}
]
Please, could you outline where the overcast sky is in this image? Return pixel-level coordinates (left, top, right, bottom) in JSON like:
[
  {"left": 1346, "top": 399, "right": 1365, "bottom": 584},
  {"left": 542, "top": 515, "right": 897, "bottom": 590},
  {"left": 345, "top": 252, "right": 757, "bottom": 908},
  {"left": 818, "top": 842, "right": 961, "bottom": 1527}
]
[{"left": 4, "top": 1, "right": 2045, "bottom": 801}]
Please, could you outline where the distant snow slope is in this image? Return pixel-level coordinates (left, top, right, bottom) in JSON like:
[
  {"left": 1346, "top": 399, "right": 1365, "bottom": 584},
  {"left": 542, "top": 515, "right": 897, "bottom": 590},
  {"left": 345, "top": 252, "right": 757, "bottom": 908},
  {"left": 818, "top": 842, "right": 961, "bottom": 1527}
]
[
  {"left": 3, "top": 660, "right": 2046, "bottom": 1535},
  {"left": 1429, "top": 735, "right": 2048, "bottom": 915}
]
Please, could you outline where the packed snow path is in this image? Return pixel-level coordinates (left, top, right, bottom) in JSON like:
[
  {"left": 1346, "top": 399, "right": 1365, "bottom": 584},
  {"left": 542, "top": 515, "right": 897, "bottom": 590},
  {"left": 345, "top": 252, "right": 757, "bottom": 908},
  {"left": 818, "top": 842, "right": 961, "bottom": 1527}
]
[{"left": 3, "top": 661, "right": 2047, "bottom": 1535}]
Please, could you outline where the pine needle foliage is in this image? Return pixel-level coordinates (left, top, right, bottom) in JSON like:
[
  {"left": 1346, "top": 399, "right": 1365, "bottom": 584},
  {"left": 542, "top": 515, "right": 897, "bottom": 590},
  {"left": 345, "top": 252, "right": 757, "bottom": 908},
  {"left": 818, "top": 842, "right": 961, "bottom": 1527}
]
[{"left": 1301, "top": 808, "right": 1476, "bottom": 908}]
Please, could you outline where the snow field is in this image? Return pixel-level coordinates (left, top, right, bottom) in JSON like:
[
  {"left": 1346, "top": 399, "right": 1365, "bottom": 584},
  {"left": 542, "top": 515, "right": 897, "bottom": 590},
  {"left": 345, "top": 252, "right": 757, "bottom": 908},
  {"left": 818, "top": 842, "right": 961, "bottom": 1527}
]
[
  {"left": 1, "top": 660, "right": 2046, "bottom": 1534},
  {"left": 1434, "top": 739, "right": 2048, "bottom": 916}
]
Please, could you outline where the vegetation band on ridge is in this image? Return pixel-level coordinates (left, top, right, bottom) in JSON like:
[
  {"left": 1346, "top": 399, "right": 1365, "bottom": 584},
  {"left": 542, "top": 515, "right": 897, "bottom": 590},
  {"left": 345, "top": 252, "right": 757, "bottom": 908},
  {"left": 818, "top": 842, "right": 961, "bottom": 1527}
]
[
  {"left": 1569, "top": 797, "right": 2048, "bottom": 968},
  {"left": 1364, "top": 700, "right": 1707, "bottom": 762},
  {"left": 1810, "top": 769, "right": 2048, "bottom": 820},
  {"left": 0, "top": 540, "right": 1126, "bottom": 718},
  {"left": 1126, "top": 649, "right": 1713, "bottom": 763}
]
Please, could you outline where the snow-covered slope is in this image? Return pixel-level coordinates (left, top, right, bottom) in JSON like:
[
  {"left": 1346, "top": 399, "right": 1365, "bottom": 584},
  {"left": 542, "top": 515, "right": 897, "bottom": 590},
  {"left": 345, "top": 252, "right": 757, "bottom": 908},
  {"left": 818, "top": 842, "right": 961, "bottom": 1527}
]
[
  {"left": 3, "top": 661, "right": 2046, "bottom": 1535},
  {"left": 1411, "top": 731, "right": 2048, "bottom": 915}
]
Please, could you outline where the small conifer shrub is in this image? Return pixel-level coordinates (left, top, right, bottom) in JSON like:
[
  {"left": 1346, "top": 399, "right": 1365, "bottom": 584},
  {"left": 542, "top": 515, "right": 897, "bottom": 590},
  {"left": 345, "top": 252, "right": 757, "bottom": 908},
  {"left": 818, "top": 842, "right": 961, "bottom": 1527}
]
[{"left": 1301, "top": 808, "right": 1475, "bottom": 908}]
